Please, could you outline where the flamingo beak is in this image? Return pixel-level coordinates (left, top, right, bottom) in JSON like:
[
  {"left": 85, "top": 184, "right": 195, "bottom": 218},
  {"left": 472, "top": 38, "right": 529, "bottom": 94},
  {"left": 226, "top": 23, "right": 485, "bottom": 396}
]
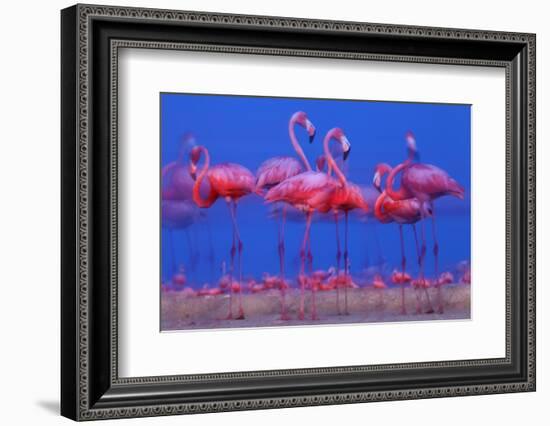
[
  {"left": 341, "top": 135, "right": 351, "bottom": 160},
  {"left": 373, "top": 171, "right": 381, "bottom": 191},
  {"left": 343, "top": 146, "right": 351, "bottom": 161},
  {"left": 306, "top": 120, "right": 316, "bottom": 143},
  {"left": 189, "top": 163, "right": 197, "bottom": 181}
]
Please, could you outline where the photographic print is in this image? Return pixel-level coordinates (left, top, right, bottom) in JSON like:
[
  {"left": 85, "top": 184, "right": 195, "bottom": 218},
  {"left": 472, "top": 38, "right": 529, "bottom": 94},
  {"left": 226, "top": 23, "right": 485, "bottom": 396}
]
[{"left": 160, "top": 93, "right": 471, "bottom": 331}]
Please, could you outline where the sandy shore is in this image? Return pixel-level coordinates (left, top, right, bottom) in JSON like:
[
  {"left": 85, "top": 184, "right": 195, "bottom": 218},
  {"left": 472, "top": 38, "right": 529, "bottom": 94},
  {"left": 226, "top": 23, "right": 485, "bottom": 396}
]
[{"left": 161, "top": 284, "right": 470, "bottom": 331}]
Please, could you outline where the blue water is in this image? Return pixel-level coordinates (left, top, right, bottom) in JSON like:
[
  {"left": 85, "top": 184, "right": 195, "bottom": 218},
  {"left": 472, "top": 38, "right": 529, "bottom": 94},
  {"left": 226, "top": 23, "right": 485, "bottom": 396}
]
[{"left": 160, "top": 93, "right": 471, "bottom": 287}]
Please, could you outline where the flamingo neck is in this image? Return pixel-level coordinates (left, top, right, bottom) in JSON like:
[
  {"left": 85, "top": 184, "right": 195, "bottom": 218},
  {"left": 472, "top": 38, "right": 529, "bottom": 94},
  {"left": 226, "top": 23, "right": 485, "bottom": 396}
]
[
  {"left": 385, "top": 160, "right": 411, "bottom": 201},
  {"left": 374, "top": 191, "right": 392, "bottom": 223},
  {"left": 324, "top": 130, "right": 347, "bottom": 185},
  {"left": 318, "top": 156, "right": 333, "bottom": 176},
  {"left": 289, "top": 117, "right": 312, "bottom": 171},
  {"left": 192, "top": 147, "right": 217, "bottom": 208},
  {"left": 327, "top": 161, "right": 333, "bottom": 177}
]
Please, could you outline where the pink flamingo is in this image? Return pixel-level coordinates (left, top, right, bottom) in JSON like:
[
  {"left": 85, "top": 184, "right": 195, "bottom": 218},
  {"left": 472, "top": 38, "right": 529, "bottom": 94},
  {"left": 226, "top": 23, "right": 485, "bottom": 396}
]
[
  {"left": 306, "top": 267, "right": 335, "bottom": 292},
  {"left": 373, "top": 163, "right": 431, "bottom": 314},
  {"left": 316, "top": 154, "right": 349, "bottom": 312},
  {"left": 315, "top": 129, "right": 369, "bottom": 315},
  {"left": 189, "top": 145, "right": 256, "bottom": 320},
  {"left": 172, "top": 265, "right": 187, "bottom": 287},
  {"left": 391, "top": 269, "right": 412, "bottom": 284},
  {"left": 162, "top": 133, "right": 196, "bottom": 200},
  {"left": 256, "top": 111, "right": 316, "bottom": 319},
  {"left": 373, "top": 274, "right": 387, "bottom": 289},
  {"left": 264, "top": 129, "right": 353, "bottom": 320},
  {"left": 162, "top": 134, "right": 202, "bottom": 275},
  {"left": 385, "top": 131, "right": 465, "bottom": 313},
  {"left": 434, "top": 271, "right": 455, "bottom": 312}
]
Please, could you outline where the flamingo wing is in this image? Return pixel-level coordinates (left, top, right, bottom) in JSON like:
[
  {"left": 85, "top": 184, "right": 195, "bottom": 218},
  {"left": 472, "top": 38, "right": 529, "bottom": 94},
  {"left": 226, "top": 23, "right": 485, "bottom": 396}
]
[
  {"left": 264, "top": 171, "right": 336, "bottom": 209},
  {"left": 208, "top": 163, "right": 256, "bottom": 198},
  {"left": 403, "top": 164, "right": 464, "bottom": 200},
  {"left": 385, "top": 198, "right": 423, "bottom": 224},
  {"left": 162, "top": 162, "right": 195, "bottom": 200},
  {"left": 256, "top": 156, "right": 303, "bottom": 190},
  {"left": 346, "top": 183, "right": 370, "bottom": 212},
  {"left": 162, "top": 200, "right": 200, "bottom": 229}
]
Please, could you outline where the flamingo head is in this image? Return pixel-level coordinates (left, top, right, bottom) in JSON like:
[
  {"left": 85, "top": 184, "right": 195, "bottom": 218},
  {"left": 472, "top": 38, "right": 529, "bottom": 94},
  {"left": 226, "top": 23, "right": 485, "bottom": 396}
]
[
  {"left": 181, "top": 132, "right": 196, "bottom": 148},
  {"left": 373, "top": 163, "right": 392, "bottom": 192},
  {"left": 188, "top": 146, "right": 202, "bottom": 180},
  {"left": 175, "top": 133, "right": 197, "bottom": 162},
  {"left": 422, "top": 201, "right": 434, "bottom": 218},
  {"left": 405, "top": 130, "right": 420, "bottom": 160},
  {"left": 292, "top": 111, "right": 316, "bottom": 143},
  {"left": 329, "top": 128, "right": 351, "bottom": 160}
]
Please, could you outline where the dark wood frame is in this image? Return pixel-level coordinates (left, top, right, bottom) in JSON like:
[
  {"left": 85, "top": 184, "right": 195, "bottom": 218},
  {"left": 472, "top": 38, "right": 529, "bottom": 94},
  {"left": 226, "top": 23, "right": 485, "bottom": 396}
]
[{"left": 61, "top": 3, "right": 536, "bottom": 421}]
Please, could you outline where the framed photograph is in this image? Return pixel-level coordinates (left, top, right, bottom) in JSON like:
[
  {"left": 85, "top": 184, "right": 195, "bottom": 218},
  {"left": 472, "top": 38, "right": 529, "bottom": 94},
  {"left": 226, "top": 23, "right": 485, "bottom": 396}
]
[{"left": 61, "top": 4, "right": 536, "bottom": 421}]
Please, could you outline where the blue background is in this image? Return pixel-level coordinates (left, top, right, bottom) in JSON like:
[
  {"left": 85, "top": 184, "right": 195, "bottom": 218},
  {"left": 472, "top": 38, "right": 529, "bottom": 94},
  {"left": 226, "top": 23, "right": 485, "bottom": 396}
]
[{"left": 161, "top": 93, "right": 471, "bottom": 287}]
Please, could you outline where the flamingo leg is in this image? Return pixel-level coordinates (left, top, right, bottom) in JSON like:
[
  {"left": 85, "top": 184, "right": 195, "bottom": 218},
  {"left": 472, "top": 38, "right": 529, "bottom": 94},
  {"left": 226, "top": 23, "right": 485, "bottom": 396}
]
[
  {"left": 184, "top": 229, "right": 196, "bottom": 283},
  {"left": 306, "top": 215, "right": 317, "bottom": 320},
  {"left": 191, "top": 226, "right": 200, "bottom": 273},
  {"left": 206, "top": 218, "right": 215, "bottom": 283},
  {"left": 279, "top": 206, "right": 289, "bottom": 320},
  {"left": 419, "top": 212, "right": 434, "bottom": 314},
  {"left": 411, "top": 224, "right": 423, "bottom": 314},
  {"left": 373, "top": 222, "right": 384, "bottom": 266},
  {"left": 419, "top": 216, "right": 426, "bottom": 281},
  {"left": 343, "top": 211, "right": 350, "bottom": 315},
  {"left": 431, "top": 204, "right": 440, "bottom": 278},
  {"left": 229, "top": 201, "right": 245, "bottom": 320},
  {"left": 423, "top": 286, "right": 434, "bottom": 314},
  {"left": 299, "top": 211, "right": 313, "bottom": 320},
  {"left": 278, "top": 205, "right": 287, "bottom": 280},
  {"left": 226, "top": 201, "right": 235, "bottom": 320},
  {"left": 398, "top": 224, "right": 407, "bottom": 315},
  {"left": 168, "top": 229, "right": 176, "bottom": 276},
  {"left": 334, "top": 211, "right": 342, "bottom": 315},
  {"left": 363, "top": 221, "right": 371, "bottom": 268},
  {"left": 306, "top": 221, "right": 313, "bottom": 276},
  {"left": 431, "top": 206, "right": 444, "bottom": 314}
]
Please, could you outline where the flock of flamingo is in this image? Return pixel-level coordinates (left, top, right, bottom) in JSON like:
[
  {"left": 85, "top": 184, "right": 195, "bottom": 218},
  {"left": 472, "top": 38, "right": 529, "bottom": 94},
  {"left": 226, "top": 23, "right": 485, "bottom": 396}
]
[{"left": 162, "top": 111, "right": 471, "bottom": 324}]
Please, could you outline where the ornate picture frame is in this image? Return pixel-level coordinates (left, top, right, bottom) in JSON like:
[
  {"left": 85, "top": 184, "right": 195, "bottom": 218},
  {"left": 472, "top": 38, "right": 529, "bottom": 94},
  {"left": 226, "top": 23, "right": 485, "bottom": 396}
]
[{"left": 61, "top": 4, "right": 535, "bottom": 421}]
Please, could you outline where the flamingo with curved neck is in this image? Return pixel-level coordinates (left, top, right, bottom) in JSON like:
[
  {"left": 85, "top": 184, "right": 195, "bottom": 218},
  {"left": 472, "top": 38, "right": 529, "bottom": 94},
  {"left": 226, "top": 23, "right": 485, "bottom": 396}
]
[
  {"left": 384, "top": 131, "right": 416, "bottom": 202},
  {"left": 255, "top": 111, "right": 316, "bottom": 320},
  {"left": 374, "top": 162, "right": 436, "bottom": 313},
  {"left": 162, "top": 133, "right": 197, "bottom": 201},
  {"left": 288, "top": 111, "right": 313, "bottom": 171},
  {"left": 161, "top": 133, "right": 201, "bottom": 278},
  {"left": 264, "top": 129, "right": 355, "bottom": 320},
  {"left": 314, "top": 128, "right": 368, "bottom": 315},
  {"left": 385, "top": 131, "right": 464, "bottom": 313},
  {"left": 190, "top": 145, "right": 256, "bottom": 320}
]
